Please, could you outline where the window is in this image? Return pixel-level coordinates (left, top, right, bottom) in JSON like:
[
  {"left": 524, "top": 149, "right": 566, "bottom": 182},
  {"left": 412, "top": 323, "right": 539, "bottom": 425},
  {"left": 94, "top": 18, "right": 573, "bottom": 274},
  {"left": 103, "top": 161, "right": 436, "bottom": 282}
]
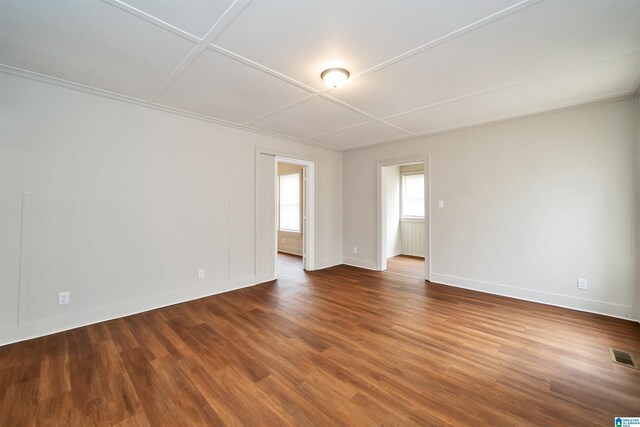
[
  {"left": 402, "top": 173, "right": 424, "bottom": 218},
  {"left": 279, "top": 173, "right": 300, "bottom": 232}
]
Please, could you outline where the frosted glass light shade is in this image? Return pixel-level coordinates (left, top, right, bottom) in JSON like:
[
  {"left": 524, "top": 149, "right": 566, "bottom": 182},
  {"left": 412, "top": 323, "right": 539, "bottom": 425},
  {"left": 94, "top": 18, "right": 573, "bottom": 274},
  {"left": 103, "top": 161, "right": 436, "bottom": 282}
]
[{"left": 320, "top": 68, "right": 350, "bottom": 88}]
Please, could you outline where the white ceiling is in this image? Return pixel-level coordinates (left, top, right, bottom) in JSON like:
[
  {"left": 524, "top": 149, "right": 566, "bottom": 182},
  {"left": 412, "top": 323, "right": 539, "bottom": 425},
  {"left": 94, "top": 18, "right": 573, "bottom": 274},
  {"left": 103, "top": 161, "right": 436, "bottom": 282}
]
[{"left": 1, "top": 0, "right": 639, "bottom": 150}]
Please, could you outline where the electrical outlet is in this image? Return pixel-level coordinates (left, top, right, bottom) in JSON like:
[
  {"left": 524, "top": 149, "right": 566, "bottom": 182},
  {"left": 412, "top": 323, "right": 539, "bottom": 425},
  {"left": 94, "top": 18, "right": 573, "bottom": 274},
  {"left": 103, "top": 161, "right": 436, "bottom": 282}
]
[
  {"left": 577, "top": 278, "right": 587, "bottom": 290},
  {"left": 438, "top": 200, "right": 445, "bottom": 208},
  {"left": 58, "top": 291, "right": 70, "bottom": 305},
  {"left": 198, "top": 269, "right": 205, "bottom": 279},
  {"left": 353, "top": 246, "right": 358, "bottom": 254}
]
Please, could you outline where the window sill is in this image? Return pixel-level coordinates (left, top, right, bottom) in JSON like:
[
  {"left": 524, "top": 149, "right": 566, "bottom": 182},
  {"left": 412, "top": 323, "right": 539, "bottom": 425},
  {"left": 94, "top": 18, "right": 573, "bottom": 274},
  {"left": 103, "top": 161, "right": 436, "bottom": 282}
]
[{"left": 400, "top": 218, "right": 424, "bottom": 223}]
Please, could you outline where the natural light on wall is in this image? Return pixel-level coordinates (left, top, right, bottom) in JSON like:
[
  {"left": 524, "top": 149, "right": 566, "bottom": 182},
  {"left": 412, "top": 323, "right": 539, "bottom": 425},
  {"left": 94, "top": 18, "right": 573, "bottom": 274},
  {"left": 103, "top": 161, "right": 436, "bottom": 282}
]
[
  {"left": 402, "top": 174, "right": 425, "bottom": 218},
  {"left": 279, "top": 173, "right": 301, "bottom": 232}
]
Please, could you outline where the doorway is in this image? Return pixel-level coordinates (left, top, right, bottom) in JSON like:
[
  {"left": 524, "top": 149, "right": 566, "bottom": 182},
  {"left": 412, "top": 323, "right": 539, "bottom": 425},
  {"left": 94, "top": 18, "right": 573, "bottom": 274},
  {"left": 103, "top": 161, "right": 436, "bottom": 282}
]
[
  {"left": 255, "top": 151, "right": 315, "bottom": 283},
  {"left": 378, "top": 157, "right": 430, "bottom": 280},
  {"left": 276, "top": 161, "right": 305, "bottom": 276}
]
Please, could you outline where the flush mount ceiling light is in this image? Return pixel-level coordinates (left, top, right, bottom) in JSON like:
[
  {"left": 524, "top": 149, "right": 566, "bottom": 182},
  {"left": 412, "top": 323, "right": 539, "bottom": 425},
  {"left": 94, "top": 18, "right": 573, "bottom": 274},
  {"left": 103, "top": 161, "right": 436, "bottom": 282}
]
[{"left": 320, "top": 68, "right": 350, "bottom": 88}]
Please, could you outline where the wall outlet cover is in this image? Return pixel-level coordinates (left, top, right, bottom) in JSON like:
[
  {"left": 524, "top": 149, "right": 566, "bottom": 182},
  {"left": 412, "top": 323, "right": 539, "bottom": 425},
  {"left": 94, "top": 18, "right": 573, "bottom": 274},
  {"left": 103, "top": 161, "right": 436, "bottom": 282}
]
[
  {"left": 577, "top": 278, "right": 588, "bottom": 290},
  {"left": 58, "top": 292, "right": 70, "bottom": 305}
]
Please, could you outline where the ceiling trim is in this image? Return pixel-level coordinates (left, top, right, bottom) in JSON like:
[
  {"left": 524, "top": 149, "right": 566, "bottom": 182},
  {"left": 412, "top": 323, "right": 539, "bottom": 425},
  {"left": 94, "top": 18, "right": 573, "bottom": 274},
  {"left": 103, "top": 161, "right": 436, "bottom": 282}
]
[
  {"left": 342, "top": 92, "right": 636, "bottom": 152},
  {"left": 242, "top": 94, "right": 318, "bottom": 126},
  {"left": 326, "top": 0, "right": 541, "bottom": 93},
  {"left": 306, "top": 123, "right": 415, "bottom": 149},
  {"left": 380, "top": 48, "right": 640, "bottom": 121},
  {"left": 4, "top": 0, "right": 636, "bottom": 151},
  {"left": 102, "top": 0, "right": 201, "bottom": 43},
  {"left": 3, "top": 64, "right": 632, "bottom": 154},
  {"left": 0, "top": 64, "right": 148, "bottom": 103},
  {"left": 304, "top": 120, "right": 378, "bottom": 141},
  {"left": 146, "top": 0, "right": 251, "bottom": 102},
  {"left": 218, "top": 0, "right": 541, "bottom": 135},
  {"left": 0, "top": 65, "right": 340, "bottom": 152},
  {"left": 208, "top": 44, "right": 319, "bottom": 95},
  {"left": 316, "top": 92, "right": 413, "bottom": 134}
]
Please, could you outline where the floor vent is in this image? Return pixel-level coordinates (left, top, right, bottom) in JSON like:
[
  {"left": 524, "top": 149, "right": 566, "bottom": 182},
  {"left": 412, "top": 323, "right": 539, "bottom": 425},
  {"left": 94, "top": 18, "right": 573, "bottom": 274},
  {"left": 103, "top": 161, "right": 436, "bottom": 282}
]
[{"left": 608, "top": 348, "right": 639, "bottom": 369}]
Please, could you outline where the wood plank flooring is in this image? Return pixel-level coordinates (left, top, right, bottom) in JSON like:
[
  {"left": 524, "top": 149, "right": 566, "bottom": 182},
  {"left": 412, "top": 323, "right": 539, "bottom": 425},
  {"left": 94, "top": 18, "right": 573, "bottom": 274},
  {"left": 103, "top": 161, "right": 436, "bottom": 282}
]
[
  {"left": 386, "top": 255, "right": 425, "bottom": 278},
  {"left": 1, "top": 253, "right": 639, "bottom": 426}
]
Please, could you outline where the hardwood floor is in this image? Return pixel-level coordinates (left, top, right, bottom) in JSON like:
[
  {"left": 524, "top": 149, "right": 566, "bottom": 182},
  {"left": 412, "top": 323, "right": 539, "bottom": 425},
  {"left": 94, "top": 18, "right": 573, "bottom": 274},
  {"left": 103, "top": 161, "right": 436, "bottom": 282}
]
[
  {"left": 386, "top": 255, "right": 425, "bottom": 278},
  {"left": 1, "top": 255, "right": 639, "bottom": 426}
]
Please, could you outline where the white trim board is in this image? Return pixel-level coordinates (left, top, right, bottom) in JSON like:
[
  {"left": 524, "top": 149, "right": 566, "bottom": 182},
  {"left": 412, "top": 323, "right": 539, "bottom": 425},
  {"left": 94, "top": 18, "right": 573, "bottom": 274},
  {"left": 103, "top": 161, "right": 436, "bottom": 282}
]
[
  {"left": 430, "top": 273, "right": 640, "bottom": 322},
  {"left": 2, "top": 66, "right": 635, "bottom": 153},
  {"left": 316, "top": 257, "right": 343, "bottom": 270},
  {"left": 1, "top": 275, "right": 258, "bottom": 346},
  {"left": 343, "top": 257, "right": 379, "bottom": 271},
  {"left": 343, "top": 94, "right": 636, "bottom": 152},
  {"left": 278, "top": 249, "right": 303, "bottom": 256},
  {"left": 0, "top": 66, "right": 339, "bottom": 152}
]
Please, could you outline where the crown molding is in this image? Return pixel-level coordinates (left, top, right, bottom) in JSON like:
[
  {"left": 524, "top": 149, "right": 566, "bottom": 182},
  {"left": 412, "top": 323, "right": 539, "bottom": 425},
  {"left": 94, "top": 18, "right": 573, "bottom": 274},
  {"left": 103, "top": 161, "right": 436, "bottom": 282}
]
[
  {"left": 342, "top": 92, "right": 637, "bottom": 152},
  {"left": 3, "top": 63, "right": 633, "bottom": 155},
  {"left": 0, "top": 65, "right": 340, "bottom": 152}
]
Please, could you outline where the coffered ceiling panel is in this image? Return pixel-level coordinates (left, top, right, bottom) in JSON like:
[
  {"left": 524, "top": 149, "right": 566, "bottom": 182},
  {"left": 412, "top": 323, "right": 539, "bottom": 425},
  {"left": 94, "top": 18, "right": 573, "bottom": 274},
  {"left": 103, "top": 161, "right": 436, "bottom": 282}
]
[
  {"left": 0, "top": 0, "right": 195, "bottom": 100},
  {"left": 157, "top": 49, "right": 311, "bottom": 124},
  {"left": 309, "top": 121, "right": 410, "bottom": 150},
  {"left": 387, "top": 51, "right": 640, "bottom": 135},
  {"left": 249, "top": 96, "right": 369, "bottom": 139},
  {"left": 122, "top": 0, "right": 234, "bottom": 38},
  {"left": 213, "top": 0, "right": 520, "bottom": 90},
  {"left": 332, "top": 0, "right": 640, "bottom": 118}
]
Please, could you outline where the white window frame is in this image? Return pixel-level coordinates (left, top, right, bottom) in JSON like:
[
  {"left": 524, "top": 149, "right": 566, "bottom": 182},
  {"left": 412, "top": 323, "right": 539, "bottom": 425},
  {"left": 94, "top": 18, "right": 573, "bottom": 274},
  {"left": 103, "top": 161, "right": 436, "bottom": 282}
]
[{"left": 401, "top": 172, "right": 425, "bottom": 221}]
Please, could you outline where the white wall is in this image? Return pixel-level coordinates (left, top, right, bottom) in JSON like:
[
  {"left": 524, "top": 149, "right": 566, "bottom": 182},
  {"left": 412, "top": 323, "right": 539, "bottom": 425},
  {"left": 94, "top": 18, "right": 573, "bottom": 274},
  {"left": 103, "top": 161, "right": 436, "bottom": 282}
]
[
  {"left": 0, "top": 73, "right": 343, "bottom": 345},
  {"left": 344, "top": 98, "right": 640, "bottom": 320},
  {"left": 382, "top": 166, "right": 401, "bottom": 258},
  {"left": 1, "top": 74, "right": 638, "bottom": 347}
]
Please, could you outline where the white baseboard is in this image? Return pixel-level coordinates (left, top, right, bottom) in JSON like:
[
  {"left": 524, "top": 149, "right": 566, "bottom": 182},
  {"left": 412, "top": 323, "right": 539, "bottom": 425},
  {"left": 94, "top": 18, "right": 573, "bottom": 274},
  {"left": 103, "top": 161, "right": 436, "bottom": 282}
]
[
  {"left": 316, "top": 257, "right": 342, "bottom": 270},
  {"left": 430, "top": 272, "right": 639, "bottom": 322},
  {"left": 0, "top": 276, "right": 258, "bottom": 346},
  {"left": 258, "top": 275, "right": 276, "bottom": 284},
  {"left": 278, "top": 247, "right": 303, "bottom": 256},
  {"left": 400, "top": 251, "right": 425, "bottom": 257},
  {"left": 343, "top": 257, "right": 378, "bottom": 271}
]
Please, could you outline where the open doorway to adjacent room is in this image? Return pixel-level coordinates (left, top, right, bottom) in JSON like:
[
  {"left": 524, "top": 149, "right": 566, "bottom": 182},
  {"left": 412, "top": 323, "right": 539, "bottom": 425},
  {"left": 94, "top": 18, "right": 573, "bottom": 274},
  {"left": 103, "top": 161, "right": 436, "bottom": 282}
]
[
  {"left": 275, "top": 158, "right": 312, "bottom": 278},
  {"left": 379, "top": 160, "right": 429, "bottom": 279},
  {"left": 256, "top": 151, "right": 314, "bottom": 284}
]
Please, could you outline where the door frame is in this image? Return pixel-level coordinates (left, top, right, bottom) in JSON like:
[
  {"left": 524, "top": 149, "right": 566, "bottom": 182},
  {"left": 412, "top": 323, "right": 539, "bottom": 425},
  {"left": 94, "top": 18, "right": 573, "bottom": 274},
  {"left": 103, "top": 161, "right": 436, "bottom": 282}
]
[
  {"left": 376, "top": 155, "right": 431, "bottom": 281},
  {"left": 255, "top": 147, "right": 315, "bottom": 282}
]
